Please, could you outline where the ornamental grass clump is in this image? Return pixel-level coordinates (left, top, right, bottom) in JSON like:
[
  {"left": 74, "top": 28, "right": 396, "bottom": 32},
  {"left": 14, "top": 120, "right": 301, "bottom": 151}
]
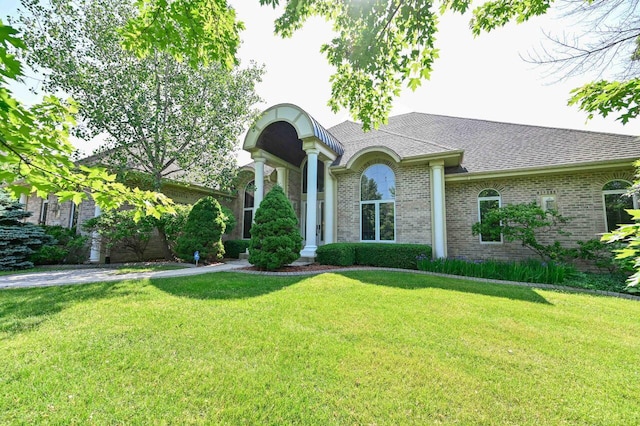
[
  {"left": 416, "top": 256, "right": 575, "bottom": 285},
  {"left": 249, "top": 185, "right": 302, "bottom": 270}
]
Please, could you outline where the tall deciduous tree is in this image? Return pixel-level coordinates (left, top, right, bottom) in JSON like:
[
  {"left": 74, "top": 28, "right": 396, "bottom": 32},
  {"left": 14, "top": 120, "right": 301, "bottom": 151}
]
[
  {"left": 15, "top": 0, "right": 263, "bottom": 192},
  {"left": 0, "top": 20, "right": 173, "bottom": 219},
  {"left": 115, "top": 1, "right": 591, "bottom": 128}
]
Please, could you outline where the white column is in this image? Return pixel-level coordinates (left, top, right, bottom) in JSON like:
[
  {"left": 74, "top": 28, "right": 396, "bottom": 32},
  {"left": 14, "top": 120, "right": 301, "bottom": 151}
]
[
  {"left": 430, "top": 161, "right": 447, "bottom": 258},
  {"left": 276, "top": 166, "right": 287, "bottom": 193},
  {"left": 324, "top": 160, "right": 335, "bottom": 244},
  {"left": 301, "top": 149, "right": 319, "bottom": 257},
  {"left": 89, "top": 204, "right": 102, "bottom": 263},
  {"left": 254, "top": 157, "right": 265, "bottom": 218}
]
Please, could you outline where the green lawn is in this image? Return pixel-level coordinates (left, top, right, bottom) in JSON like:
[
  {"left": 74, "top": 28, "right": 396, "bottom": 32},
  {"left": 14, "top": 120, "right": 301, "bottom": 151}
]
[{"left": 1, "top": 271, "right": 638, "bottom": 424}]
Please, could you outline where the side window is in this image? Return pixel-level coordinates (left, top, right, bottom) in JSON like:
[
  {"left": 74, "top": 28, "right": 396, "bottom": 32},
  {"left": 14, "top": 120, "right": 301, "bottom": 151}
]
[
  {"left": 243, "top": 181, "right": 255, "bottom": 239},
  {"left": 478, "top": 189, "right": 502, "bottom": 243},
  {"left": 360, "top": 164, "right": 395, "bottom": 241},
  {"left": 39, "top": 198, "right": 49, "bottom": 225},
  {"left": 603, "top": 180, "right": 636, "bottom": 232}
]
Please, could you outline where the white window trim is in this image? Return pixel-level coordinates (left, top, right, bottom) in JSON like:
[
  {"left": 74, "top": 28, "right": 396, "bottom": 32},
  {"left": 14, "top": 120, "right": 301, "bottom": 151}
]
[
  {"left": 478, "top": 190, "right": 503, "bottom": 244},
  {"left": 39, "top": 199, "right": 49, "bottom": 225}
]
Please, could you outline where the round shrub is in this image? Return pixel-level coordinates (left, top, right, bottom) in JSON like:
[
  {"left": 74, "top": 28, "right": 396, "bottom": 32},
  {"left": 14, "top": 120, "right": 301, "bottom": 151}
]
[
  {"left": 175, "top": 196, "right": 226, "bottom": 262},
  {"left": 249, "top": 185, "right": 302, "bottom": 270},
  {"left": 220, "top": 205, "right": 237, "bottom": 235}
]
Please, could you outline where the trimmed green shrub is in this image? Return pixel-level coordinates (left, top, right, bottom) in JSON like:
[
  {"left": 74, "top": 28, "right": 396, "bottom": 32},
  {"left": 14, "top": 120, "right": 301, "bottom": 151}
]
[
  {"left": 316, "top": 243, "right": 432, "bottom": 270},
  {"left": 0, "top": 190, "right": 54, "bottom": 270},
  {"left": 31, "top": 225, "right": 89, "bottom": 265},
  {"left": 355, "top": 243, "right": 432, "bottom": 270},
  {"left": 224, "top": 239, "right": 250, "bottom": 259},
  {"left": 249, "top": 185, "right": 302, "bottom": 270},
  {"left": 175, "top": 197, "right": 226, "bottom": 262},
  {"left": 220, "top": 205, "right": 237, "bottom": 235},
  {"left": 316, "top": 243, "right": 356, "bottom": 266},
  {"left": 83, "top": 210, "right": 156, "bottom": 262},
  {"left": 155, "top": 204, "right": 192, "bottom": 259}
]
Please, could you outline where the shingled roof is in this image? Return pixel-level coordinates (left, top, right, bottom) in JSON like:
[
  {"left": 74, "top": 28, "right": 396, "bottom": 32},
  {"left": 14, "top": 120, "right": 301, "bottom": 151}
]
[{"left": 328, "top": 113, "right": 640, "bottom": 174}]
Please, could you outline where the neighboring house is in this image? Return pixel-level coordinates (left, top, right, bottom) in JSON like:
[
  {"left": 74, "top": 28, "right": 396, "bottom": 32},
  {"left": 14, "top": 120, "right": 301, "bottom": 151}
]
[{"left": 238, "top": 103, "right": 640, "bottom": 261}]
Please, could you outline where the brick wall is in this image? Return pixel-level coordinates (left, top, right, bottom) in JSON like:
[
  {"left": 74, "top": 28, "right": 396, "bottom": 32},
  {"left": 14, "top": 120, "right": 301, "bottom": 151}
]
[{"left": 445, "top": 168, "right": 635, "bottom": 261}]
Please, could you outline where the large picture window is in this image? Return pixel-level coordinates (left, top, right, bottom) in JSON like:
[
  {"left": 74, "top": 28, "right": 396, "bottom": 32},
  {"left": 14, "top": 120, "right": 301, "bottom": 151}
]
[
  {"left": 478, "top": 189, "right": 502, "bottom": 243},
  {"left": 360, "top": 164, "right": 395, "bottom": 241},
  {"left": 243, "top": 181, "right": 254, "bottom": 239},
  {"left": 603, "top": 180, "right": 637, "bottom": 232}
]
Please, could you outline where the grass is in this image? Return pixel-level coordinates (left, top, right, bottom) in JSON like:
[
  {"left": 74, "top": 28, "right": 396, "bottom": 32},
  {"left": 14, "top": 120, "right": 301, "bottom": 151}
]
[
  {"left": 1, "top": 271, "right": 639, "bottom": 424},
  {"left": 0, "top": 263, "right": 189, "bottom": 277},
  {"left": 0, "top": 267, "right": 57, "bottom": 276},
  {"left": 112, "top": 265, "right": 188, "bottom": 274}
]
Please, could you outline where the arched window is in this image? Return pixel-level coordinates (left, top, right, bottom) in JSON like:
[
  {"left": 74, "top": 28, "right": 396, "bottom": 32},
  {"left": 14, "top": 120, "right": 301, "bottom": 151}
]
[
  {"left": 603, "top": 180, "right": 637, "bottom": 232},
  {"left": 242, "top": 181, "right": 255, "bottom": 239},
  {"left": 478, "top": 189, "right": 502, "bottom": 243},
  {"left": 360, "top": 164, "right": 395, "bottom": 241}
]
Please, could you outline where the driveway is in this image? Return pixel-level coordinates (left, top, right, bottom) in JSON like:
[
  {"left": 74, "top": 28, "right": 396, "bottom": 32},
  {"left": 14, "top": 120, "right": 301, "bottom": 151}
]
[{"left": 0, "top": 260, "right": 250, "bottom": 290}]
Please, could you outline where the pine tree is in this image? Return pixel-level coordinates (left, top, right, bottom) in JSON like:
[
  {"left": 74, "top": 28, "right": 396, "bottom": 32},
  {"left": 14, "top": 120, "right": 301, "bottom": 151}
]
[
  {"left": 249, "top": 185, "right": 303, "bottom": 270},
  {"left": 175, "top": 196, "right": 226, "bottom": 262},
  {"left": 0, "top": 191, "right": 55, "bottom": 270}
]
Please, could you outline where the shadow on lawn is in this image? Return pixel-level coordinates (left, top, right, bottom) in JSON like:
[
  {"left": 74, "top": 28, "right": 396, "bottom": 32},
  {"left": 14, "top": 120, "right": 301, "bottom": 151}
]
[
  {"left": 0, "top": 282, "right": 138, "bottom": 338},
  {"left": 337, "top": 271, "right": 552, "bottom": 305},
  {"left": 151, "top": 272, "right": 307, "bottom": 300}
]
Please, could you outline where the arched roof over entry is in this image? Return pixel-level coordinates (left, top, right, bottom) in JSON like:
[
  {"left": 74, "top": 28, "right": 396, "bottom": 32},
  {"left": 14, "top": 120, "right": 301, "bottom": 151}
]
[{"left": 243, "top": 104, "right": 344, "bottom": 167}]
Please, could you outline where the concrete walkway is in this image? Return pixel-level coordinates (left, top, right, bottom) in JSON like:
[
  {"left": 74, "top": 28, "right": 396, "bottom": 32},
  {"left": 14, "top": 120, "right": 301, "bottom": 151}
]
[{"left": 0, "top": 260, "right": 251, "bottom": 290}]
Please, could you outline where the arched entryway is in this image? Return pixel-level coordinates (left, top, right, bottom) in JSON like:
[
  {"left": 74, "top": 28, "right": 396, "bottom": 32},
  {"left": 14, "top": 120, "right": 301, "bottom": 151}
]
[{"left": 243, "top": 104, "right": 344, "bottom": 258}]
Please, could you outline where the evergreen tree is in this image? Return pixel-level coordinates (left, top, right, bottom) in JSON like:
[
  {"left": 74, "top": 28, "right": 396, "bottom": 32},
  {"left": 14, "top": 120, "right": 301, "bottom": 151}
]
[
  {"left": 175, "top": 197, "right": 226, "bottom": 263},
  {"left": 0, "top": 191, "right": 54, "bottom": 270},
  {"left": 249, "top": 185, "right": 302, "bottom": 270}
]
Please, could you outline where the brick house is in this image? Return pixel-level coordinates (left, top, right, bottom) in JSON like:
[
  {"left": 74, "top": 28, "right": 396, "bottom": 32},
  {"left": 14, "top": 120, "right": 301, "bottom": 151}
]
[
  {"left": 19, "top": 180, "right": 227, "bottom": 263},
  {"left": 19, "top": 102, "right": 640, "bottom": 263},
  {"left": 234, "top": 103, "right": 640, "bottom": 261}
]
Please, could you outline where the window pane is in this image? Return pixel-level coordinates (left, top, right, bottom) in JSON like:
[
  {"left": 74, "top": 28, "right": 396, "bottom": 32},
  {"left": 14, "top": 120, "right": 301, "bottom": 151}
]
[
  {"left": 243, "top": 209, "right": 253, "bottom": 239},
  {"left": 361, "top": 203, "right": 376, "bottom": 240},
  {"left": 603, "top": 180, "right": 630, "bottom": 191},
  {"left": 379, "top": 202, "right": 395, "bottom": 241},
  {"left": 605, "top": 193, "right": 633, "bottom": 231},
  {"left": 361, "top": 164, "right": 395, "bottom": 201},
  {"left": 479, "top": 189, "right": 499, "bottom": 198},
  {"left": 244, "top": 181, "right": 254, "bottom": 208},
  {"left": 479, "top": 199, "right": 501, "bottom": 242}
]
